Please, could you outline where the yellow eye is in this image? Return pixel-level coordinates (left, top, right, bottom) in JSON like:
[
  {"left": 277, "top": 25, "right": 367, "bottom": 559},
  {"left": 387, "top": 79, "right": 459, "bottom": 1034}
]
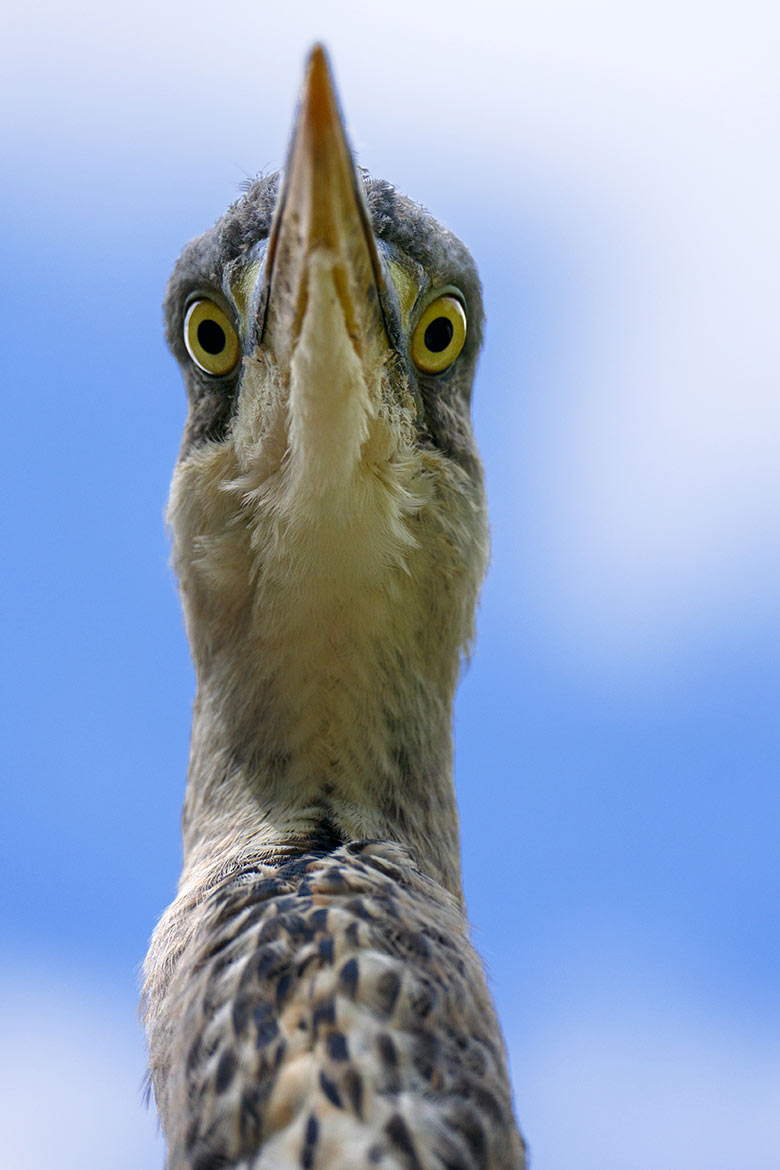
[
  {"left": 183, "top": 300, "right": 240, "bottom": 376},
  {"left": 411, "top": 295, "right": 467, "bottom": 374}
]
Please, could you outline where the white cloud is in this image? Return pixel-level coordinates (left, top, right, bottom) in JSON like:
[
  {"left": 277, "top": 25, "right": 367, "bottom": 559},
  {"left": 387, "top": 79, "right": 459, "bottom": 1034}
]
[
  {"left": 506, "top": 963, "right": 780, "bottom": 1170},
  {"left": 0, "top": 959, "right": 164, "bottom": 1170},
  {"left": 501, "top": 76, "right": 780, "bottom": 662}
]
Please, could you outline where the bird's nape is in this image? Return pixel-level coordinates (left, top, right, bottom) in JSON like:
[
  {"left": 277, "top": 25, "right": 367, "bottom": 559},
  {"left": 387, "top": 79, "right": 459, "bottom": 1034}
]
[{"left": 144, "top": 45, "right": 525, "bottom": 1170}]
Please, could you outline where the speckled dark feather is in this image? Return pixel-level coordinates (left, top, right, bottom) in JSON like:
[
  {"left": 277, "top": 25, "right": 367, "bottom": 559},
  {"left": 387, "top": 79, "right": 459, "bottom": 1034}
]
[{"left": 152, "top": 842, "right": 523, "bottom": 1170}]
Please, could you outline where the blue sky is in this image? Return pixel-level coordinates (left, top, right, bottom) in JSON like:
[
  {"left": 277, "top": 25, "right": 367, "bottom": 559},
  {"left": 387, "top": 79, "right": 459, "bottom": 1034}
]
[{"left": 2, "top": 2, "right": 778, "bottom": 1167}]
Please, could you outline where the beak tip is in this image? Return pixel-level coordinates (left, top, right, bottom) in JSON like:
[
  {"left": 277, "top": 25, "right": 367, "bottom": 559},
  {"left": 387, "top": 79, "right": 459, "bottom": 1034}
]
[
  {"left": 307, "top": 42, "right": 329, "bottom": 71},
  {"left": 302, "top": 43, "right": 340, "bottom": 135}
]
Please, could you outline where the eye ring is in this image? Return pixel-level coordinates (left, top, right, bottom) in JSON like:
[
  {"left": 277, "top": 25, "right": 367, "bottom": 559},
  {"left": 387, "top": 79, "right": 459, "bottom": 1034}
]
[
  {"left": 411, "top": 295, "right": 467, "bottom": 374},
  {"left": 184, "top": 299, "right": 240, "bottom": 376}
]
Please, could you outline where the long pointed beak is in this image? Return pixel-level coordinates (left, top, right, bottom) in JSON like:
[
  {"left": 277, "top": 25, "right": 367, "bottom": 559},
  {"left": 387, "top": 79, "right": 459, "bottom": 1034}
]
[
  {"left": 256, "top": 45, "right": 395, "bottom": 496},
  {"left": 261, "top": 45, "right": 388, "bottom": 365}
]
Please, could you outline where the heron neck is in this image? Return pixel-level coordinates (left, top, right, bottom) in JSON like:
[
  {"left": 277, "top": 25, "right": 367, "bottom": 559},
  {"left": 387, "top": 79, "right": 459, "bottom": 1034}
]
[{"left": 179, "top": 603, "right": 465, "bottom": 904}]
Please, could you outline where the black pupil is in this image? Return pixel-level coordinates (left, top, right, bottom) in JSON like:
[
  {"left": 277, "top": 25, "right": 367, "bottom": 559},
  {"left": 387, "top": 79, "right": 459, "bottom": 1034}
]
[
  {"left": 423, "top": 316, "right": 454, "bottom": 353},
  {"left": 197, "top": 318, "right": 226, "bottom": 355}
]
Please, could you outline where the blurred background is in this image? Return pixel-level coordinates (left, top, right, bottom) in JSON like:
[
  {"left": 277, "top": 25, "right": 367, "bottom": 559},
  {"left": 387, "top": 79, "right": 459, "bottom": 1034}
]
[{"left": 2, "top": 2, "right": 778, "bottom": 1166}]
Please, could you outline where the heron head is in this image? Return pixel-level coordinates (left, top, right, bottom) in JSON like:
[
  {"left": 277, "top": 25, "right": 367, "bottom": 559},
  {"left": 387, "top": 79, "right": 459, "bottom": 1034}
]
[{"left": 163, "top": 46, "right": 488, "bottom": 677}]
